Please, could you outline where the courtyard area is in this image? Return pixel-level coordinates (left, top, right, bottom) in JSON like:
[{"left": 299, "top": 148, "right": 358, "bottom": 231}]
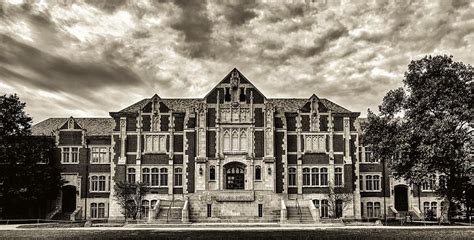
[{"left": 0, "top": 225, "right": 472, "bottom": 239}]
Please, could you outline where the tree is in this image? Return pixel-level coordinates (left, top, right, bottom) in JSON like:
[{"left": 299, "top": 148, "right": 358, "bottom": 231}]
[
  {"left": 114, "top": 181, "right": 147, "bottom": 221},
  {"left": 364, "top": 55, "right": 474, "bottom": 221},
  {"left": 324, "top": 182, "right": 353, "bottom": 219},
  {"left": 0, "top": 94, "right": 32, "bottom": 136},
  {"left": 0, "top": 136, "right": 64, "bottom": 218}
]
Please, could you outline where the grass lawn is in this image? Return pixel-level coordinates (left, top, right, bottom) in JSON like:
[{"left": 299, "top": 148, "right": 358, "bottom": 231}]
[{"left": 0, "top": 228, "right": 473, "bottom": 239}]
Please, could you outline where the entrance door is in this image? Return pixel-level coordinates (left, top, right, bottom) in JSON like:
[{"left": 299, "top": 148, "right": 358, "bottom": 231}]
[
  {"left": 226, "top": 164, "right": 245, "bottom": 189},
  {"left": 62, "top": 185, "right": 76, "bottom": 212},
  {"left": 394, "top": 185, "right": 408, "bottom": 211}
]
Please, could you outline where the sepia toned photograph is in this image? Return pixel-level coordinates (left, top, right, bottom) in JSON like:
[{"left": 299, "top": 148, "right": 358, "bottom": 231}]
[{"left": 0, "top": 0, "right": 473, "bottom": 239}]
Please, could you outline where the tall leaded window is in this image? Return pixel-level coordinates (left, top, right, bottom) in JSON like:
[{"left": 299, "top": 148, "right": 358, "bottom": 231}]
[
  {"left": 223, "top": 128, "right": 248, "bottom": 152},
  {"left": 335, "top": 167, "right": 343, "bottom": 187},
  {"left": 127, "top": 168, "right": 136, "bottom": 183},
  {"left": 90, "top": 175, "right": 108, "bottom": 192},
  {"left": 431, "top": 202, "right": 437, "bottom": 218},
  {"left": 311, "top": 168, "right": 319, "bottom": 186},
  {"left": 231, "top": 130, "right": 239, "bottom": 151},
  {"left": 304, "top": 135, "right": 326, "bottom": 153},
  {"left": 373, "top": 175, "right": 380, "bottom": 190},
  {"left": 98, "top": 203, "right": 106, "bottom": 218},
  {"left": 160, "top": 168, "right": 168, "bottom": 186},
  {"left": 174, "top": 168, "right": 182, "bottom": 187},
  {"left": 151, "top": 168, "right": 159, "bottom": 186},
  {"left": 145, "top": 135, "right": 167, "bottom": 153},
  {"left": 422, "top": 175, "right": 436, "bottom": 191},
  {"left": 255, "top": 166, "right": 261, "bottom": 181},
  {"left": 71, "top": 147, "right": 79, "bottom": 163},
  {"left": 367, "top": 202, "right": 374, "bottom": 217},
  {"left": 240, "top": 131, "right": 247, "bottom": 151},
  {"left": 321, "top": 200, "right": 329, "bottom": 218},
  {"left": 320, "top": 168, "right": 328, "bottom": 186},
  {"left": 62, "top": 147, "right": 70, "bottom": 163},
  {"left": 223, "top": 131, "right": 231, "bottom": 151},
  {"left": 90, "top": 203, "right": 98, "bottom": 218},
  {"left": 288, "top": 167, "right": 296, "bottom": 187},
  {"left": 209, "top": 166, "right": 216, "bottom": 180},
  {"left": 366, "top": 175, "right": 373, "bottom": 191},
  {"left": 142, "top": 168, "right": 151, "bottom": 186},
  {"left": 303, "top": 168, "right": 311, "bottom": 186},
  {"left": 374, "top": 202, "right": 381, "bottom": 217},
  {"left": 141, "top": 200, "right": 149, "bottom": 219}
]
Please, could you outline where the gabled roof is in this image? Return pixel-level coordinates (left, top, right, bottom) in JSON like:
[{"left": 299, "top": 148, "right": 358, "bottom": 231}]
[
  {"left": 204, "top": 68, "right": 267, "bottom": 100},
  {"left": 118, "top": 98, "right": 201, "bottom": 113},
  {"left": 32, "top": 118, "right": 114, "bottom": 136}
]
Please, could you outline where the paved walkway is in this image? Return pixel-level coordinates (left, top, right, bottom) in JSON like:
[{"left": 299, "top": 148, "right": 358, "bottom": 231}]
[{"left": 0, "top": 223, "right": 473, "bottom": 231}]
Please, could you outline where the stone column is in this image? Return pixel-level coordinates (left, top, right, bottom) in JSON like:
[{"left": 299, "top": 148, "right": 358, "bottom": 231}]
[
  {"left": 195, "top": 103, "right": 207, "bottom": 191},
  {"left": 328, "top": 111, "right": 334, "bottom": 187},
  {"left": 119, "top": 117, "right": 127, "bottom": 165}
]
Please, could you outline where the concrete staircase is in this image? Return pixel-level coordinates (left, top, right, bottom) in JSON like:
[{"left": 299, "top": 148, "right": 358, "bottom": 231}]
[
  {"left": 286, "top": 207, "right": 315, "bottom": 224},
  {"left": 155, "top": 200, "right": 184, "bottom": 224}
]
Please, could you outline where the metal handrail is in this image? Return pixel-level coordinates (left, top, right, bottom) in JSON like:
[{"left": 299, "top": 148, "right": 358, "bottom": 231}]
[{"left": 296, "top": 198, "right": 302, "bottom": 222}]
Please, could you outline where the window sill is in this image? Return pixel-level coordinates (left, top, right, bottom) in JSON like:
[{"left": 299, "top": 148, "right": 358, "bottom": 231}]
[
  {"left": 61, "top": 162, "right": 79, "bottom": 165},
  {"left": 360, "top": 162, "right": 381, "bottom": 164},
  {"left": 303, "top": 185, "right": 329, "bottom": 188},
  {"left": 421, "top": 190, "right": 435, "bottom": 192},
  {"left": 90, "top": 162, "right": 111, "bottom": 165},
  {"left": 361, "top": 190, "right": 381, "bottom": 192},
  {"left": 90, "top": 191, "right": 110, "bottom": 193}
]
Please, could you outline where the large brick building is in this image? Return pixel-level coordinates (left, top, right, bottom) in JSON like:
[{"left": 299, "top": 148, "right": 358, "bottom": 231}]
[{"left": 32, "top": 69, "right": 444, "bottom": 222}]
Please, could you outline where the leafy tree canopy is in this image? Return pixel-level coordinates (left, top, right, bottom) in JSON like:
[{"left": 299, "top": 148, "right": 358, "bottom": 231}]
[
  {"left": 0, "top": 94, "right": 32, "bottom": 136},
  {"left": 364, "top": 55, "right": 473, "bottom": 219}
]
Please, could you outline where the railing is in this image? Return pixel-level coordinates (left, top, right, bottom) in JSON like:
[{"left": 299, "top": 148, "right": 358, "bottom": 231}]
[
  {"left": 148, "top": 200, "right": 160, "bottom": 223},
  {"left": 296, "top": 198, "right": 302, "bottom": 223},
  {"left": 167, "top": 196, "right": 175, "bottom": 223},
  {"left": 71, "top": 207, "right": 82, "bottom": 221},
  {"left": 280, "top": 199, "right": 287, "bottom": 223},
  {"left": 308, "top": 200, "right": 319, "bottom": 223},
  {"left": 46, "top": 206, "right": 61, "bottom": 220},
  {"left": 181, "top": 197, "right": 189, "bottom": 223}
]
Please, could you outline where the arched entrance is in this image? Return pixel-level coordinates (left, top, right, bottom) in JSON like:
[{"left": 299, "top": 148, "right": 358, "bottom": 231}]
[
  {"left": 62, "top": 185, "right": 76, "bottom": 212},
  {"left": 394, "top": 185, "right": 408, "bottom": 211},
  {"left": 225, "top": 162, "right": 245, "bottom": 189}
]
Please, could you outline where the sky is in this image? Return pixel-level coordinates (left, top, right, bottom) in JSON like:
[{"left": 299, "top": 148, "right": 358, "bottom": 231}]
[{"left": 0, "top": 0, "right": 473, "bottom": 123}]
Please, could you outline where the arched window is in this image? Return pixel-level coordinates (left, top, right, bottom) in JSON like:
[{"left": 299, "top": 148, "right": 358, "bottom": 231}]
[
  {"left": 142, "top": 168, "right": 150, "bottom": 186},
  {"left": 160, "top": 168, "right": 168, "bottom": 186},
  {"left": 303, "top": 168, "right": 311, "bottom": 186},
  {"left": 151, "top": 168, "right": 159, "bottom": 186},
  {"left": 366, "top": 175, "right": 373, "bottom": 191},
  {"left": 321, "top": 200, "right": 329, "bottom": 218},
  {"left": 288, "top": 167, "right": 296, "bottom": 187},
  {"left": 311, "top": 168, "right": 319, "bottom": 186},
  {"left": 98, "top": 176, "right": 106, "bottom": 191},
  {"left": 90, "top": 203, "right": 98, "bottom": 218},
  {"left": 223, "top": 130, "right": 231, "bottom": 151},
  {"left": 127, "top": 168, "right": 136, "bottom": 183},
  {"left": 91, "top": 176, "right": 99, "bottom": 191},
  {"left": 374, "top": 202, "right": 381, "bottom": 218},
  {"left": 255, "top": 166, "right": 261, "bottom": 181},
  {"left": 98, "top": 203, "right": 106, "bottom": 218},
  {"left": 423, "top": 202, "right": 430, "bottom": 215},
  {"left": 141, "top": 200, "right": 149, "bottom": 219},
  {"left": 209, "top": 166, "right": 216, "bottom": 180},
  {"left": 231, "top": 130, "right": 239, "bottom": 151},
  {"left": 320, "top": 168, "right": 328, "bottom": 186},
  {"left": 373, "top": 175, "right": 380, "bottom": 190},
  {"left": 367, "top": 202, "right": 374, "bottom": 218},
  {"left": 335, "top": 167, "right": 343, "bottom": 187},
  {"left": 174, "top": 168, "right": 182, "bottom": 187},
  {"left": 240, "top": 130, "right": 247, "bottom": 151}
]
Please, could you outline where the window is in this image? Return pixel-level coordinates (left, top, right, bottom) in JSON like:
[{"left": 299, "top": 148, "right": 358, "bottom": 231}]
[
  {"left": 313, "top": 199, "right": 320, "bottom": 208},
  {"left": 311, "top": 168, "right": 319, "bottom": 186},
  {"left": 207, "top": 204, "right": 212, "bottom": 218},
  {"left": 91, "top": 147, "right": 109, "bottom": 163},
  {"left": 335, "top": 167, "right": 343, "bottom": 187},
  {"left": 288, "top": 167, "right": 296, "bottom": 187},
  {"left": 223, "top": 128, "right": 248, "bottom": 152},
  {"left": 151, "top": 168, "right": 159, "bottom": 186},
  {"left": 364, "top": 147, "right": 379, "bottom": 163},
  {"left": 143, "top": 168, "right": 150, "bottom": 185},
  {"left": 174, "top": 168, "right": 182, "bottom": 187},
  {"left": 359, "top": 175, "right": 364, "bottom": 191},
  {"left": 255, "top": 166, "right": 261, "bottom": 181},
  {"left": 361, "top": 174, "right": 381, "bottom": 192},
  {"left": 424, "top": 202, "right": 430, "bottom": 215},
  {"left": 374, "top": 202, "right": 381, "bottom": 218},
  {"left": 303, "top": 168, "right": 311, "bottom": 186},
  {"left": 239, "top": 87, "right": 246, "bottom": 102},
  {"left": 90, "top": 175, "right": 109, "bottom": 192},
  {"left": 61, "top": 147, "right": 79, "bottom": 164},
  {"left": 438, "top": 175, "right": 446, "bottom": 189},
  {"left": 431, "top": 202, "right": 437, "bottom": 218},
  {"left": 320, "top": 168, "right": 328, "bottom": 186},
  {"left": 367, "top": 202, "right": 374, "bottom": 218},
  {"left": 366, "top": 202, "right": 381, "bottom": 218},
  {"left": 145, "top": 135, "right": 167, "bottom": 153},
  {"left": 304, "top": 135, "right": 326, "bottom": 153},
  {"left": 127, "top": 168, "right": 136, "bottom": 183},
  {"left": 361, "top": 202, "right": 364, "bottom": 217},
  {"left": 90, "top": 203, "right": 98, "bottom": 218},
  {"left": 209, "top": 166, "right": 216, "bottom": 181},
  {"left": 98, "top": 203, "right": 106, "bottom": 218},
  {"left": 422, "top": 175, "right": 436, "bottom": 191},
  {"left": 160, "top": 168, "right": 168, "bottom": 186},
  {"left": 321, "top": 200, "right": 329, "bottom": 218},
  {"left": 258, "top": 204, "right": 263, "bottom": 218},
  {"left": 141, "top": 200, "right": 149, "bottom": 219}
]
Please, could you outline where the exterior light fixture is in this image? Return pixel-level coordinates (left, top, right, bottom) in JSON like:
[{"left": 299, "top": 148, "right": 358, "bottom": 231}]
[
  {"left": 199, "top": 167, "right": 203, "bottom": 175},
  {"left": 268, "top": 168, "right": 272, "bottom": 175}
]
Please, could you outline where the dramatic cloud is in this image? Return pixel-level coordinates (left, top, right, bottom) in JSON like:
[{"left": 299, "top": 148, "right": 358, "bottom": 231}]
[{"left": 0, "top": 0, "right": 473, "bottom": 123}]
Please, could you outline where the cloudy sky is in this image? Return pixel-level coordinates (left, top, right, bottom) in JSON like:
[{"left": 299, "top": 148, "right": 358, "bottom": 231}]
[{"left": 1, "top": 0, "right": 473, "bottom": 123}]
